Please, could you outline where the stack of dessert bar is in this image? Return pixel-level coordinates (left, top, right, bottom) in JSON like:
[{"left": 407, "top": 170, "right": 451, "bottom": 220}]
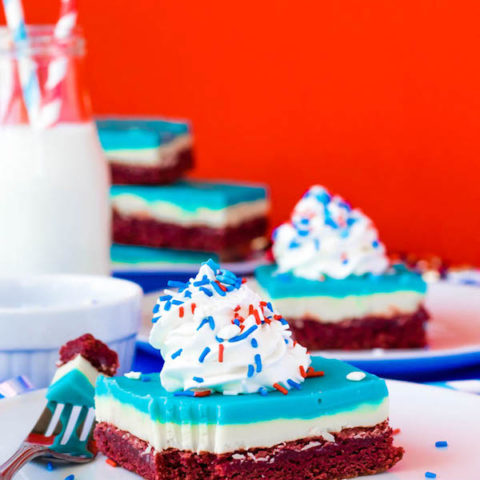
[{"left": 97, "top": 119, "right": 270, "bottom": 270}]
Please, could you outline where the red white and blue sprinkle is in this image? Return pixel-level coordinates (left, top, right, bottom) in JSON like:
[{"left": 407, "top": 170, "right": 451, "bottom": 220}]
[
  {"left": 193, "top": 376, "right": 204, "bottom": 383},
  {"left": 171, "top": 348, "right": 182, "bottom": 359},
  {"left": 435, "top": 441, "right": 448, "bottom": 448}
]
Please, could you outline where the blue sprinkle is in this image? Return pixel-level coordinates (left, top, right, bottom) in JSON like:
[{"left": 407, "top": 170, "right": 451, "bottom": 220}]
[
  {"left": 152, "top": 303, "right": 160, "bottom": 314},
  {"left": 215, "top": 335, "right": 224, "bottom": 343},
  {"left": 251, "top": 338, "right": 258, "bottom": 348},
  {"left": 193, "top": 275, "right": 210, "bottom": 286},
  {"left": 372, "top": 240, "right": 379, "bottom": 248},
  {"left": 435, "top": 441, "right": 448, "bottom": 448},
  {"left": 216, "top": 275, "right": 236, "bottom": 285},
  {"left": 225, "top": 284, "right": 234, "bottom": 292},
  {"left": 316, "top": 191, "right": 331, "bottom": 204},
  {"left": 247, "top": 364, "right": 255, "bottom": 377},
  {"left": 284, "top": 338, "right": 289, "bottom": 344},
  {"left": 235, "top": 278, "right": 242, "bottom": 289},
  {"left": 289, "top": 240, "right": 300, "bottom": 249},
  {"left": 199, "top": 347, "right": 211, "bottom": 363},
  {"left": 197, "top": 316, "right": 215, "bottom": 331},
  {"left": 64, "top": 476, "right": 75, "bottom": 480},
  {"left": 174, "top": 390, "right": 195, "bottom": 397},
  {"left": 297, "top": 229, "right": 309, "bottom": 237},
  {"left": 258, "top": 387, "right": 268, "bottom": 396},
  {"left": 172, "top": 299, "right": 184, "bottom": 305},
  {"left": 266, "top": 302, "right": 273, "bottom": 311},
  {"left": 184, "top": 290, "right": 192, "bottom": 298},
  {"left": 338, "top": 200, "right": 351, "bottom": 211},
  {"left": 159, "top": 295, "right": 172, "bottom": 301},
  {"left": 151, "top": 316, "right": 159, "bottom": 324},
  {"left": 254, "top": 354, "right": 262, "bottom": 373},
  {"left": 287, "top": 379, "right": 302, "bottom": 390},
  {"left": 279, "top": 318, "right": 288, "bottom": 325},
  {"left": 340, "top": 229, "right": 349, "bottom": 238},
  {"left": 193, "top": 376, "right": 204, "bottom": 383},
  {"left": 347, "top": 217, "right": 356, "bottom": 226},
  {"left": 167, "top": 280, "right": 187, "bottom": 288},
  {"left": 325, "top": 216, "right": 337, "bottom": 228},
  {"left": 141, "top": 377, "right": 151, "bottom": 382},
  {"left": 342, "top": 258, "right": 348, "bottom": 265},
  {"left": 164, "top": 301, "right": 171, "bottom": 311},
  {"left": 233, "top": 319, "right": 240, "bottom": 326},
  {"left": 299, "top": 218, "right": 310, "bottom": 225},
  {"left": 425, "top": 473, "right": 436, "bottom": 479},
  {"left": 200, "top": 287, "right": 213, "bottom": 297},
  {"left": 271, "top": 228, "right": 279, "bottom": 241},
  {"left": 313, "top": 238, "right": 320, "bottom": 250},
  {"left": 46, "top": 462, "right": 54, "bottom": 471},
  {"left": 204, "top": 258, "right": 220, "bottom": 271},
  {"left": 219, "top": 269, "right": 237, "bottom": 279},
  {"left": 211, "top": 281, "right": 226, "bottom": 296},
  {"left": 228, "top": 325, "right": 258, "bottom": 343},
  {"left": 171, "top": 348, "right": 183, "bottom": 359}
]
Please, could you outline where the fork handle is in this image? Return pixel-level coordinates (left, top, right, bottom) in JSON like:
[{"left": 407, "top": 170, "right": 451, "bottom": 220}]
[{"left": 0, "top": 443, "right": 49, "bottom": 479}]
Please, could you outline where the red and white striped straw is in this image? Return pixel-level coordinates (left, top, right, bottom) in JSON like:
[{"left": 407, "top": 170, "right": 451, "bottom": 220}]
[{"left": 40, "top": 0, "right": 78, "bottom": 127}]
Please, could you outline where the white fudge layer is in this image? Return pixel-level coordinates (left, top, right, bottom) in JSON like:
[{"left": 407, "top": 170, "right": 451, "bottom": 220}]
[
  {"left": 51, "top": 355, "right": 99, "bottom": 387},
  {"left": 106, "top": 134, "right": 192, "bottom": 168},
  {"left": 112, "top": 196, "right": 269, "bottom": 229},
  {"left": 255, "top": 285, "right": 424, "bottom": 323},
  {"left": 95, "top": 396, "right": 388, "bottom": 454}
]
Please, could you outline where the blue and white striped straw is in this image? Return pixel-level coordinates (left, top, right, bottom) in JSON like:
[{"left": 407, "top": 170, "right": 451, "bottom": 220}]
[{"left": 2, "top": 0, "right": 42, "bottom": 126}]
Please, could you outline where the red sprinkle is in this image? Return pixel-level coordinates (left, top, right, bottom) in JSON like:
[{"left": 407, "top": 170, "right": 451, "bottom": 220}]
[
  {"left": 234, "top": 305, "right": 241, "bottom": 312},
  {"left": 293, "top": 340, "right": 297, "bottom": 347},
  {"left": 273, "top": 314, "right": 283, "bottom": 320},
  {"left": 392, "top": 428, "right": 401, "bottom": 435},
  {"left": 218, "top": 344, "right": 224, "bottom": 362},
  {"left": 253, "top": 309, "right": 262, "bottom": 325},
  {"left": 241, "top": 278, "right": 247, "bottom": 284},
  {"left": 307, "top": 367, "right": 325, "bottom": 378},
  {"left": 248, "top": 304, "right": 254, "bottom": 315},
  {"left": 179, "top": 306, "right": 184, "bottom": 318},
  {"left": 106, "top": 459, "right": 118, "bottom": 467},
  {"left": 299, "top": 366, "right": 307, "bottom": 378},
  {"left": 194, "top": 390, "right": 211, "bottom": 397},
  {"left": 273, "top": 383, "right": 288, "bottom": 395},
  {"left": 191, "top": 303, "right": 196, "bottom": 314},
  {"left": 216, "top": 280, "right": 227, "bottom": 292},
  {"left": 260, "top": 301, "right": 268, "bottom": 307}
]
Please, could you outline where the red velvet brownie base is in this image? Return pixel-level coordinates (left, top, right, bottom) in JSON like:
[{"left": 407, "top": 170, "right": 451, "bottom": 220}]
[
  {"left": 113, "top": 210, "right": 268, "bottom": 252},
  {"left": 94, "top": 420, "right": 403, "bottom": 480},
  {"left": 290, "top": 307, "right": 429, "bottom": 350},
  {"left": 110, "top": 147, "right": 194, "bottom": 185},
  {"left": 58, "top": 334, "right": 119, "bottom": 376}
]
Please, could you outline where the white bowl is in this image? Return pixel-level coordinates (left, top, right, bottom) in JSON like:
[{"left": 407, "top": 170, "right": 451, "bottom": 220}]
[{"left": 0, "top": 275, "right": 143, "bottom": 387}]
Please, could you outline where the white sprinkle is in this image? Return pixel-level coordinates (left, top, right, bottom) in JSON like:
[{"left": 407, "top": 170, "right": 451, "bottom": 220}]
[
  {"left": 232, "top": 453, "right": 245, "bottom": 461},
  {"left": 346, "top": 371, "right": 366, "bottom": 382},
  {"left": 124, "top": 371, "right": 142, "bottom": 379}
]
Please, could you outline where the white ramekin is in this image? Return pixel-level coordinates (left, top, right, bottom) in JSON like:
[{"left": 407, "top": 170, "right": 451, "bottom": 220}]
[{"left": 0, "top": 275, "right": 142, "bottom": 388}]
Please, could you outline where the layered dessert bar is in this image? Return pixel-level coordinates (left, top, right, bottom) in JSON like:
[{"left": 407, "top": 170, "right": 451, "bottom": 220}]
[
  {"left": 45, "top": 334, "right": 118, "bottom": 456},
  {"left": 97, "top": 118, "right": 193, "bottom": 185},
  {"left": 111, "top": 180, "right": 269, "bottom": 255},
  {"left": 94, "top": 260, "right": 403, "bottom": 479},
  {"left": 255, "top": 185, "right": 429, "bottom": 350},
  {"left": 111, "top": 244, "right": 219, "bottom": 271}
]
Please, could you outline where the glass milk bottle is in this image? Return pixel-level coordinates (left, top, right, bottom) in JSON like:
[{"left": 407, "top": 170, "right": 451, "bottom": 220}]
[{"left": 0, "top": 26, "right": 110, "bottom": 275}]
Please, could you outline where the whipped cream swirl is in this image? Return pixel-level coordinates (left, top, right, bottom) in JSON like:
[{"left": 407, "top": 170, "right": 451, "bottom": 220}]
[
  {"left": 149, "top": 260, "right": 311, "bottom": 395},
  {"left": 272, "top": 185, "right": 389, "bottom": 280}
]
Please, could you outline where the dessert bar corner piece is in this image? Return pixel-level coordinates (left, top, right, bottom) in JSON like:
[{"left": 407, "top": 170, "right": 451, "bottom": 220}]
[
  {"left": 97, "top": 118, "right": 194, "bottom": 185},
  {"left": 94, "top": 357, "right": 403, "bottom": 480},
  {"left": 94, "top": 260, "right": 402, "bottom": 479}
]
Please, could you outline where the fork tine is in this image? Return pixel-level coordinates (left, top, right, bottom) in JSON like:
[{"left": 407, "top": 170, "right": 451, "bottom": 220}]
[
  {"left": 79, "top": 407, "right": 96, "bottom": 442},
  {"left": 44, "top": 403, "right": 65, "bottom": 437},
  {"left": 60, "top": 405, "right": 82, "bottom": 445}
]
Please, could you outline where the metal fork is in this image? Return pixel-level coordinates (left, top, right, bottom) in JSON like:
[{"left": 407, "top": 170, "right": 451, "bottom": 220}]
[{"left": 0, "top": 400, "right": 97, "bottom": 479}]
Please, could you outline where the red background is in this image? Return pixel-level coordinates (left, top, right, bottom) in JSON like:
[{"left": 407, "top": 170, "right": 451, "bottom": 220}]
[{"left": 3, "top": 1, "right": 480, "bottom": 265}]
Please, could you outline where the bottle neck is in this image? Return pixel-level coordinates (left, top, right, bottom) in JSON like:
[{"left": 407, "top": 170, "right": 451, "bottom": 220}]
[{"left": 0, "top": 26, "right": 92, "bottom": 127}]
